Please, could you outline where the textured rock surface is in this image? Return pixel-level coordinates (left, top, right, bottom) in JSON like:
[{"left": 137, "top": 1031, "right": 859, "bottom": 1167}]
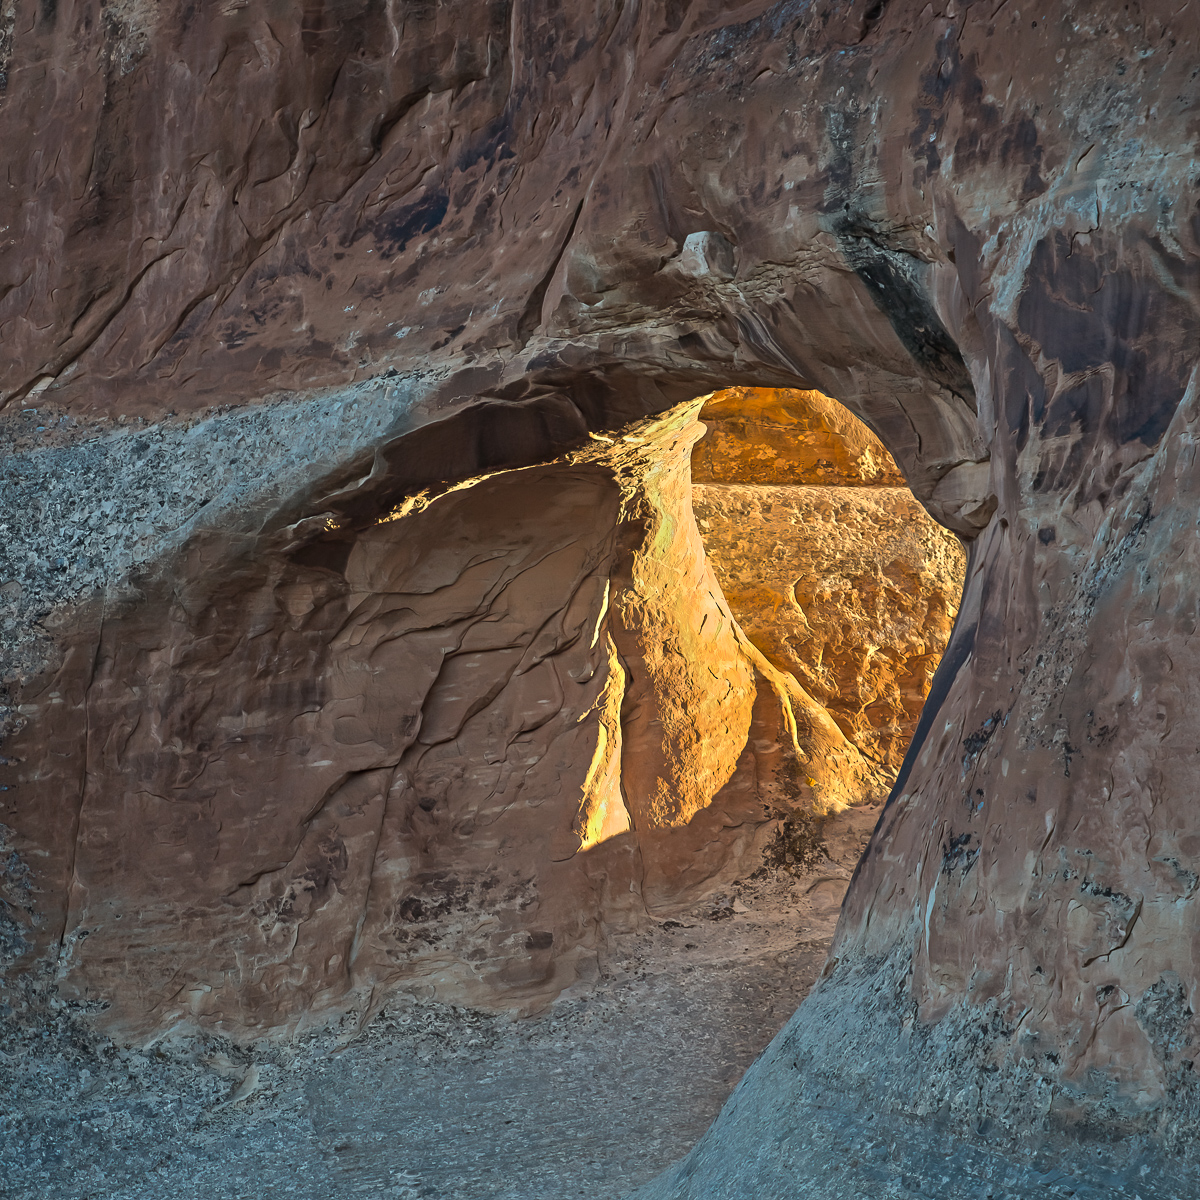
[
  {"left": 2, "top": 0, "right": 1200, "bottom": 1190},
  {"left": 1, "top": 397, "right": 882, "bottom": 1039},
  {"left": 0, "top": 809, "right": 876, "bottom": 1200},
  {"left": 696, "top": 483, "right": 964, "bottom": 774},
  {"left": 692, "top": 387, "right": 907, "bottom": 488},
  {"left": 693, "top": 387, "right": 966, "bottom": 775}
]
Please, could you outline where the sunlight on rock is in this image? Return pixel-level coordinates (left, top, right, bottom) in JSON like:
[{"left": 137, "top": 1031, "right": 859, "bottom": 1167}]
[{"left": 692, "top": 388, "right": 967, "bottom": 784}]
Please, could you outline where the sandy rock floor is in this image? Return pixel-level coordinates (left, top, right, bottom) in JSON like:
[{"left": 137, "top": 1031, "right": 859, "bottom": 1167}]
[{"left": 1, "top": 805, "right": 881, "bottom": 1200}]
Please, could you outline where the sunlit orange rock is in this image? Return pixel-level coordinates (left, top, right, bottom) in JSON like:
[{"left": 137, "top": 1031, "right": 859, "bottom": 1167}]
[
  {"left": 692, "top": 389, "right": 966, "bottom": 779},
  {"left": 691, "top": 387, "right": 906, "bottom": 489}
]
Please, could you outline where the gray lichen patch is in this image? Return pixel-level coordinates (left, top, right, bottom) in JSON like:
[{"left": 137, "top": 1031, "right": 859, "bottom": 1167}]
[{"left": 0, "top": 822, "right": 33, "bottom": 968}]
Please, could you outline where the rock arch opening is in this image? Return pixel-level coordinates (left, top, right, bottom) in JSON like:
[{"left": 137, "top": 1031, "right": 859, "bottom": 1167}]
[
  {"left": 688, "top": 386, "right": 967, "bottom": 815},
  {"left": 0, "top": 376, "right": 979, "bottom": 1193},
  {"left": 0, "top": 385, "right": 967, "bottom": 1043}
]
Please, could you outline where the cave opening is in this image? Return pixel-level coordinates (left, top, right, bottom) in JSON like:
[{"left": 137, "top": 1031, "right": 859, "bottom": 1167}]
[{"left": 686, "top": 386, "right": 968, "bottom": 822}]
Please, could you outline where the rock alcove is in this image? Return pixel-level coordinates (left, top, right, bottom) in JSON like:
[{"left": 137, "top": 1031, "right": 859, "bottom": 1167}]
[
  {"left": 0, "top": 381, "right": 961, "bottom": 1041},
  {"left": 3, "top": 1, "right": 1200, "bottom": 1196}
]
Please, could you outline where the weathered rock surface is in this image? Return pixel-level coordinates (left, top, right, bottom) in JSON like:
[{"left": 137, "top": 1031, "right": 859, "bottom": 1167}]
[
  {"left": 692, "top": 386, "right": 907, "bottom": 488},
  {"left": 1, "top": 396, "right": 886, "bottom": 1040},
  {"left": 695, "top": 482, "right": 964, "bottom": 774},
  {"left": 692, "top": 387, "right": 966, "bottom": 775},
  {"left": 2, "top": 0, "right": 1200, "bottom": 1191}
]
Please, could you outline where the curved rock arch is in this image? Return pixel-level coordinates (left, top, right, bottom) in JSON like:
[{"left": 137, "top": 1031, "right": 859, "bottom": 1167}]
[{"left": 3, "top": 0, "right": 1199, "bottom": 1190}]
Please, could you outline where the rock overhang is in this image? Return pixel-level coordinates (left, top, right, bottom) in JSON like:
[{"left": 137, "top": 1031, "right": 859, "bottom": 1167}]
[{"left": 2, "top": 0, "right": 1199, "bottom": 1191}]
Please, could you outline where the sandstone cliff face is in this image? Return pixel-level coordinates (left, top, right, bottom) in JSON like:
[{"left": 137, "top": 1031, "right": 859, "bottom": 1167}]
[
  {"left": 693, "top": 388, "right": 966, "bottom": 776},
  {"left": 692, "top": 386, "right": 907, "bottom": 488},
  {"left": 3, "top": 0, "right": 1200, "bottom": 1190},
  {"left": 695, "top": 483, "right": 964, "bottom": 773}
]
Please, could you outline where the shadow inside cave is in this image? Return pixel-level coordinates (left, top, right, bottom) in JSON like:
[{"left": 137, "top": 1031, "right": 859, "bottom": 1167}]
[{"left": 0, "top": 387, "right": 970, "bottom": 1200}]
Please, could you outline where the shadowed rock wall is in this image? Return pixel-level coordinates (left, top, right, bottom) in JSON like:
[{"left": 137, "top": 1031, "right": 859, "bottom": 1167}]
[
  {"left": 3, "top": 0, "right": 1200, "bottom": 1189},
  {"left": 2, "top": 396, "right": 885, "bottom": 1039}
]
